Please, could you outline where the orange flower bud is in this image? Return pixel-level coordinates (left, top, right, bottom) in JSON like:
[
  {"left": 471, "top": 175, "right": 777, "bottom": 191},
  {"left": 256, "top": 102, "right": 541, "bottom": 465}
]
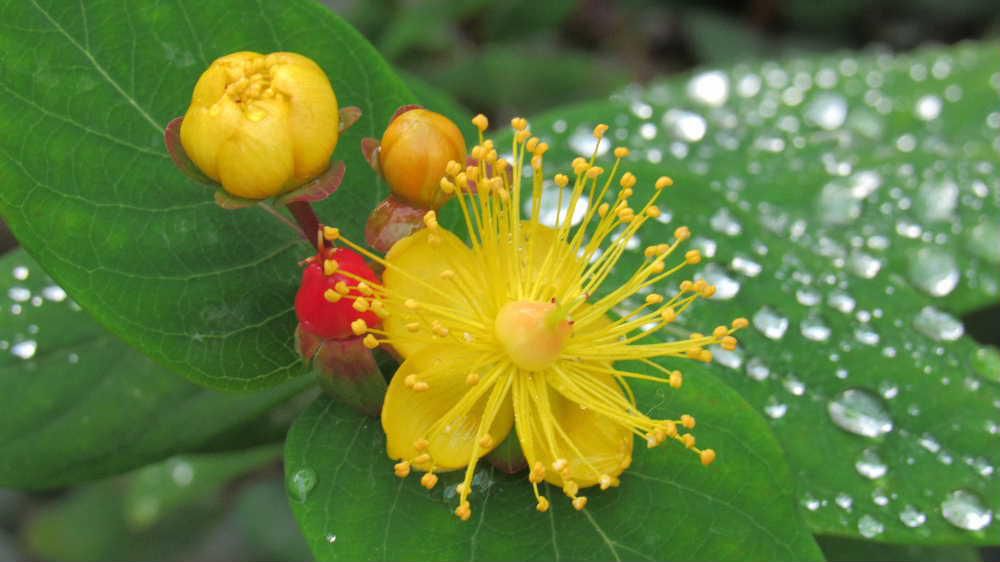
[{"left": 379, "top": 108, "right": 467, "bottom": 209}]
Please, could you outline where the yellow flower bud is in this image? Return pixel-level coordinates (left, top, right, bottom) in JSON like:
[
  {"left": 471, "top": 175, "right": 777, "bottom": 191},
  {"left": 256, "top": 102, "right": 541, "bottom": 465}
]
[
  {"left": 379, "top": 108, "right": 467, "bottom": 209},
  {"left": 180, "top": 51, "right": 339, "bottom": 200}
]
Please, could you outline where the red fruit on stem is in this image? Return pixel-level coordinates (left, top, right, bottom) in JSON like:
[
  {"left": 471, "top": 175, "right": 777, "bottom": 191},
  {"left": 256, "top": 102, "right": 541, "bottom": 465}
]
[{"left": 295, "top": 247, "right": 381, "bottom": 340}]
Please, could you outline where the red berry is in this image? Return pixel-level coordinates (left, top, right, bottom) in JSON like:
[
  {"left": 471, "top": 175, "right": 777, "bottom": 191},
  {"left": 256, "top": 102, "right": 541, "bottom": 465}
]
[{"left": 295, "top": 247, "right": 381, "bottom": 340}]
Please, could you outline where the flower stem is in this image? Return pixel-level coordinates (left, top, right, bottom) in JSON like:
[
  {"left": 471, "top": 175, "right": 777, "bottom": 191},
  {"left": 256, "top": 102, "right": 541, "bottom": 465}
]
[{"left": 287, "top": 201, "right": 324, "bottom": 251}]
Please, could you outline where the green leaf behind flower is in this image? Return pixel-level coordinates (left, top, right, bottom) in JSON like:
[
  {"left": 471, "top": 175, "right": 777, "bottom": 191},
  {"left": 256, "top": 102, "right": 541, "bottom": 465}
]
[
  {"left": 503, "top": 42, "right": 999, "bottom": 543},
  {"left": 0, "top": 249, "right": 310, "bottom": 489},
  {"left": 0, "top": 0, "right": 423, "bottom": 390},
  {"left": 284, "top": 371, "right": 823, "bottom": 562}
]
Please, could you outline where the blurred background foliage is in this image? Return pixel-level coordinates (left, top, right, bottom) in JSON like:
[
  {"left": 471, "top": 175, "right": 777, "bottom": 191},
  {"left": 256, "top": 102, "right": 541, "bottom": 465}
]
[{"left": 2, "top": 0, "right": 999, "bottom": 560}]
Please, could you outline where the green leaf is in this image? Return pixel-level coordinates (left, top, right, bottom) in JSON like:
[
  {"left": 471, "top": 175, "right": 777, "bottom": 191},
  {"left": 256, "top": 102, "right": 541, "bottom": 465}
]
[
  {"left": 0, "top": 249, "right": 310, "bottom": 489},
  {"left": 22, "top": 446, "right": 278, "bottom": 562},
  {"left": 0, "top": 0, "right": 419, "bottom": 390},
  {"left": 506, "top": 42, "right": 999, "bottom": 543},
  {"left": 817, "top": 535, "right": 983, "bottom": 562},
  {"left": 285, "top": 372, "right": 822, "bottom": 562}
]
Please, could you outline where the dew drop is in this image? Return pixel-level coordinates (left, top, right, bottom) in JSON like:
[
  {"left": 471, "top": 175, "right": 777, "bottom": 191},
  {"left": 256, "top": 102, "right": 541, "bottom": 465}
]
[
  {"left": 806, "top": 93, "right": 848, "bottom": 130},
  {"left": 730, "top": 255, "right": 763, "bottom": 277},
  {"left": 908, "top": 247, "right": 959, "bottom": 297},
  {"left": 169, "top": 459, "right": 195, "bottom": 487},
  {"left": 802, "top": 493, "right": 821, "bottom": 511},
  {"left": 847, "top": 251, "right": 882, "bottom": 279},
  {"left": 818, "top": 181, "right": 862, "bottom": 225},
  {"left": 764, "top": 397, "right": 788, "bottom": 419},
  {"left": 325, "top": 534, "right": 338, "bottom": 544},
  {"left": 796, "top": 288, "right": 821, "bottom": 306},
  {"left": 899, "top": 504, "right": 927, "bottom": 528},
  {"left": 783, "top": 375, "right": 806, "bottom": 396},
  {"left": 713, "top": 347, "right": 743, "bottom": 370},
  {"left": 745, "top": 357, "right": 771, "bottom": 381},
  {"left": 687, "top": 71, "right": 729, "bottom": 107},
  {"left": 11, "top": 340, "right": 37, "bottom": 360},
  {"left": 916, "top": 179, "right": 958, "bottom": 222},
  {"left": 858, "top": 514, "right": 885, "bottom": 538},
  {"left": 828, "top": 291, "right": 856, "bottom": 314},
  {"left": 709, "top": 208, "right": 742, "bottom": 236},
  {"left": 836, "top": 493, "right": 854, "bottom": 511},
  {"left": 41, "top": 285, "right": 68, "bottom": 302},
  {"left": 855, "top": 448, "right": 888, "bottom": 479},
  {"left": 288, "top": 468, "right": 318, "bottom": 502},
  {"left": 753, "top": 306, "right": 788, "bottom": 340},
  {"left": 913, "top": 306, "right": 964, "bottom": 341},
  {"left": 966, "top": 219, "right": 1000, "bottom": 264},
  {"left": 828, "top": 388, "right": 894, "bottom": 438},
  {"left": 663, "top": 109, "right": 708, "bottom": 142},
  {"left": 854, "top": 326, "right": 880, "bottom": 346},
  {"left": 12, "top": 265, "right": 29, "bottom": 280},
  {"left": 915, "top": 95, "right": 943, "bottom": 121},
  {"left": 940, "top": 490, "right": 993, "bottom": 531},
  {"left": 800, "top": 314, "right": 832, "bottom": 342}
]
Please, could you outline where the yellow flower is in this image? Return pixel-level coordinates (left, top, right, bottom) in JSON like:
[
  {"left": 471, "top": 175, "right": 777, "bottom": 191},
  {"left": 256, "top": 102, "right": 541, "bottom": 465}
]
[
  {"left": 379, "top": 108, "right": 467, "bottom": 209},
  {"left": 180, "top": 51, "right": 339, "bottom": 200},
  {"left": 323, "top": 115, "right": 746, "bottom": 521}
]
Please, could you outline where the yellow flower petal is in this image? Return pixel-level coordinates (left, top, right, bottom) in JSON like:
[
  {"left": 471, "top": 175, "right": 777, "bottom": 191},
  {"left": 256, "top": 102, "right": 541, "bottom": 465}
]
[
  {"left": 382, "top": 345, "right": 514, "bottom": 471},
  {"left": 514, "top": 373, "right": 633, "bottom": 488},
  {"left": 215, "top": 97, "right": 295, "bottom": 199},
  {"left": 382, "top": 227, "right": 479, "bottom": 357}
]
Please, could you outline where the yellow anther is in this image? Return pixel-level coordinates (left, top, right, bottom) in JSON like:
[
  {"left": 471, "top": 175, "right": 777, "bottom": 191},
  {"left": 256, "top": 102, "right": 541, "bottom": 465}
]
[
  {"left": 572, "top": 496, "right": 589, "bottom": 510},
  {"left": 405, "top": 299, "right": 419, "bottom": 310},
  {"left": 478, "top": 434, "right": 494, "bottom": 448},
  {"left": 534, "top": 142, "right": 549, "bottom": 155},
  {"left": 598, "top": 203, "right": 610, "bottom": 217},
  {"left": 472, "top": 113, "right": 489, "bottom": 131},
  {"left": 350, "top": 318, "right": 368, "bottom": 335},
  {"left": 620, "top": 188, "right": 634, "bottom": 199},
  {"left": 371, "top": 301, "right": 389, "bottom": 319},
  {"left": 599, "top": 474, "right": 614, "bottom": 490},
  {"left": 614, "top": 147, "right": 630, "bottom": 158},
  {"left": 356, "top": 282, "right": 373, "bottom": 296},
  {"left": 455, "top": 501, "right": 471, "bottom": 521},
  {"left": 335, "top": 281, "right": 350, "bottom": 294},
  {"left": 423, "top": 210, "right": 439, "bottom": 229},
  {"left": 531, "top": 155, "right": 543, "bottom": 169},
  {"left": 420, "top": 472, "right": 438, "bottom": 490},
  {"left": 413, "top": 453, "right": 431, "bottom": 464},
  {"left": 362, "top": 334, "right": 379, "bottom": 349},
  {"left": 404, "top": 374, "right": 418, "bottom": 388},
  {"left": 699, "top": 349, "right": 713, "bottom": 362},
  {"left": 674, "top": 226, "right": 691, "bottom": 240},
  {"left": 323, "top": 259, "right": 339, "bottom": 276},
  {"left": 511, "top": 117, "right": 528, "bottom": 131},
  {"left": 439, "top": 269, "right": 455, "bottom": 280},
  {"left": 701, "top": 284, "right": 717, "bottom": 298},
  {"left": 685, "top": 249, "right": 702, "bottom": 264},
  {"left": 529, "top": 461, "right": 546, "bottom": 483},
  {"left": 681, "top": 414, "right": 696, "bottom": 429},
  {"left": 526, "top": 137, "right": 539, "bottom": 152},
  {"left": 712, "top": 325, "right": 728, "bottom": 339},
  {"left": 323, "top": 289, "right": 341, "bottom": 303},
  {"left": 471, "top": 146, "right": 485, "bottom": 160},
  {"left": 721, "top": 336, "right": 738, "bottom": 350},
  {"left": 465, "top": 165, "right": 479, "bottom": 181},
  {"left": 554, "top": 173, "right": 569, "bottom": 187},
  {"left": 446, "top": 160, "right": 462, "bottom": 177},
  {"left": 732, "top": 317, "right": 749, "bottom": 329},
  {"left": 414, "top": 438, "right": 430, "bottom": 451},
  {"left": 562, "top": 480, "right": 579, "bottom": 497},
  {"left": 620, "top": 172, "right": 637, "bottom": 188},
  {"left": 681, "top": 434, "right": 696, "bottom": 448},
  {"left": 515, "top": 129, "right": 531, "bottom": 143},
  {"left": 659, "top": 307, "right": 677, "bottom": 323},
  {"left": 700, "top": 449, "right": 717, "bottom": 466},
  {"left": 644, "top": 246, "right": 657, "bottom": 258},
  {"left": 551, "top": 458, "right": 568, "bottom": 472},
  {"left": 593, "top": 124, "right": 609, "bottom": 138},
  {"left": 536, "top": 496, "right": 550, "bottom": 512},
  {"left": 440, "top": 177, "right": 456, "bottom": 194},
  {"left": 692, "top": 280, "right": 708, "bottom": 294},
  {"left": 645, "top": 433, "right": 659, "bottom": 448},
  {"left": 679, "top": 280, "right": 694, "bottom": 292},
  {"left": 656, "top": 243, "right": 670, "bottom": 255},
  {"left": 669, "top": 370, "right": 683, "bottom": 389},
  {"left": 406, "top": 322, "right": 420, "bottom": 332},
  {"left": 352, "top": 297, "right": 370, "bottom": 313},
  {"left": 413, "top": 381, "right": 430, "bottom": 392},
  {"left": 655, "top": 176, "right": 674, "bottom": 189},
  {"left": 645, "top": 294, "right": 664, "bottom": 305},
  {"left": 394, "top": 461, "right": 411, "bottom": 478},
  {"left": 646, "top": 206, "right": 662, "bottom": 218},
  {"left": 431, "top": 321, "right": 449, "bottom": 337},
  {"left": 322, "top": 226, "right": 340, "bottom": 241},
  {"left": 466, "top": 372, "right": 480, "bottom": 385},
  {"left": 586, "top": 166, "right": 604, "bottom": 179}
]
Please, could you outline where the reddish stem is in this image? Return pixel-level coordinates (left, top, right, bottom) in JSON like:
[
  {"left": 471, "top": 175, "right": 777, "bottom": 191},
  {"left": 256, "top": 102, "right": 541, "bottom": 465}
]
[{"left": 287, "top": 201, "right": 324, "bottom": 251}]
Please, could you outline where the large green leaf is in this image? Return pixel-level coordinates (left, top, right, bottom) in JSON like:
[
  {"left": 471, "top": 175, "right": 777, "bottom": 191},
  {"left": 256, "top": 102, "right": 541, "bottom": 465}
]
[
  {"left": 285, "top": 372, "right": 823, "bottom": 562},
  {"left": 22, "top": 445, "right": 279, "bottom": 561},
  {"left": 0, "top": 249, "right": 310, "bottom": 489},
  {"left": 0, "top": 0, "right": 420, "bottom": 390},
  {"left": 509, "top": 42, "right": 999, "bottom": 543}
]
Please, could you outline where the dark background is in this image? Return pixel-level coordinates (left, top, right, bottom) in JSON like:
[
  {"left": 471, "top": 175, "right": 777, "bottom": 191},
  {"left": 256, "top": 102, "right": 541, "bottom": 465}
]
[{"left": 2, "top": 0, "right": 998, "bottom": 560}]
